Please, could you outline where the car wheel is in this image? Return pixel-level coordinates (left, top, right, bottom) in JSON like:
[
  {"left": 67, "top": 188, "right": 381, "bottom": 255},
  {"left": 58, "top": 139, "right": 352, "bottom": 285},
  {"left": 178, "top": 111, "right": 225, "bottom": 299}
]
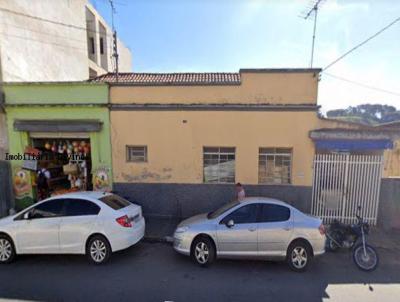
[
  {"left": 287, "top": 241, "right": 311, "bottom": 272},
  {"left": 191, "top": 237, "right": 215, "bottom": 267},
  {"left": 86, "top": 235, "right": 111, "bottom": 265},
  {"left": 0, "top": 235, "right": 16, "bottom": 264}
]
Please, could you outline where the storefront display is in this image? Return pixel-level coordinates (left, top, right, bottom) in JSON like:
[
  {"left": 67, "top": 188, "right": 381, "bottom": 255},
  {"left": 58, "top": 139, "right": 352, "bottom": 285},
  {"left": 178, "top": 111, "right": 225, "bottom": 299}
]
[
  {"left": 4, "top": 82, "right": 113, "bottom": 210},
  {"left": 31, "top": 138, "right": 92, "bottom": 197}
]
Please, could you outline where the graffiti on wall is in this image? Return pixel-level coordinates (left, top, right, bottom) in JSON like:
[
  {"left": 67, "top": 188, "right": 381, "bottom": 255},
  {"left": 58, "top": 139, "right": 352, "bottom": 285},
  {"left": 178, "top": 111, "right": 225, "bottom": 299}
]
[{"left": 93, "top": 166, "right": 112, "bottom": 192}]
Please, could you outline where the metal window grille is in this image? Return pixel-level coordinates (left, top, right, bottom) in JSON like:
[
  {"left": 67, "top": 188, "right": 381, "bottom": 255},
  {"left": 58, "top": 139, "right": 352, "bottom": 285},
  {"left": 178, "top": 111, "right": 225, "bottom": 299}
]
[
  {"left": 126, "top": 146, "right": 148, "bottom": 163},
  {"left": 203, "top": 147, "right": 235, "bottom": 183},
  {"left": 258, "top": 148, "right": 292, "bottom": 184}
]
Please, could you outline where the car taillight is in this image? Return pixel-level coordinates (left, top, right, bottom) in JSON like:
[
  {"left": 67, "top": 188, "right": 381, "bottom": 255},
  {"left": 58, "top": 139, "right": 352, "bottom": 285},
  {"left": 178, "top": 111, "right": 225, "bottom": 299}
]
[
  {"left": 116, "top": 215, "right": 132, "bottom": 228},
  {"left": 319, "top": 224, "right": 326, "bottom": 235}
]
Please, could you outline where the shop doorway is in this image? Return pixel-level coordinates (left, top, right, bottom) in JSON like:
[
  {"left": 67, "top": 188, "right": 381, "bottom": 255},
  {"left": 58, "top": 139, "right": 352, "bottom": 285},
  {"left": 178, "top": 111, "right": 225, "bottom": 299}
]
[{"left": 31, "top": 135, "right": 92, "bottom": 198}]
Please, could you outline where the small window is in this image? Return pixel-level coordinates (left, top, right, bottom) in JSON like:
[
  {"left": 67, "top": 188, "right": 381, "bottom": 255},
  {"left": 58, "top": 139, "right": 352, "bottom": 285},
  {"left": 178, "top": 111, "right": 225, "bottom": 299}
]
[
  {"left": 99, "top": 37, "right": 104, "bottom": 55},
  {"left": 64, "top": 199, "right": 100, "bottom": 216},
  {"left": 89, "top": 37, "right": 95, "bottom": 54},
  {"left": 203, "top": 147, "right": 235, "bottom": 183},
  {"left": 126, "top": 146, "right": 148, "bottom": 162},
  {"left": 259, "top": 204, "right": 290, "bottom": 223},
  {"left": 259, "top": 147, "right": 292, "bottom": 184},
  {"left": 222, "top": 204, "right": 258, "bottom": 224},
  {"left": 30, "top": 199, "right": 64, "bottom": 219},
  {"left": 99, "top": 194, "right": 131, "bottom": 210}
]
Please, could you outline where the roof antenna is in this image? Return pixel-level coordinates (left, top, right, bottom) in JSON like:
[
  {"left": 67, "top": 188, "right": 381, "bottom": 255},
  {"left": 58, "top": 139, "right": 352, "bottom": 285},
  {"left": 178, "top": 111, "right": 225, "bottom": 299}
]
[
  {"left": 300, "top": 0, "right": 326, "bottom": 68},
  {"left": 109, "top": 0, "right": 119, "bottom": 82}
]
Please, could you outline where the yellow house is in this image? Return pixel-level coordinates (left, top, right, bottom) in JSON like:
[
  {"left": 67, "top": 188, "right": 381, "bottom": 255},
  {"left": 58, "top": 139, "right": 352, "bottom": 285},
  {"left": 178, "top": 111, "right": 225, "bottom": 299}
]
[{"left": 94, "top": 69, "right": 399, "bottom": 225}]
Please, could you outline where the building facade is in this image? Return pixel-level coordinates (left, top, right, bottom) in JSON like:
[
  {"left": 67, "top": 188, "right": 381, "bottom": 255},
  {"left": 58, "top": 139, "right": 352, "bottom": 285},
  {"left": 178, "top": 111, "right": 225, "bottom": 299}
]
[
  {"left": 2, "top": 73, "right": 398, "bottom": 228},
  {"left": 92, "top": 69, "right": 398, "bottom": 226},
  {"left": 96, "top": 69, "right": 325, "bottom": 217},
  {"left": 4, "top": 83, "right": 113, "bottom": 210}
]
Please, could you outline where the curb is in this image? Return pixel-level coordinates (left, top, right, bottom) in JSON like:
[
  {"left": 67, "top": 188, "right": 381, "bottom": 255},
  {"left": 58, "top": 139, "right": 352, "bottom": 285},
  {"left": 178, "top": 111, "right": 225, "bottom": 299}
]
[{"left": 143, "top": 236, "right": 174, "bottom": 244}]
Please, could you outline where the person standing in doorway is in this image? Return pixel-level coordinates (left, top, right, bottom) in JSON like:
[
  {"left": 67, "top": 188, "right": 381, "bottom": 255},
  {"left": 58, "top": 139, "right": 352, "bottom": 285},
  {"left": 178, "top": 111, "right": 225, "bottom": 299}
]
[
  {"left": 236, "top": 182, "right": 246, "bottom": 201},
  {"left": 37, "top": 163, "right": 51, "bottom": 201}
]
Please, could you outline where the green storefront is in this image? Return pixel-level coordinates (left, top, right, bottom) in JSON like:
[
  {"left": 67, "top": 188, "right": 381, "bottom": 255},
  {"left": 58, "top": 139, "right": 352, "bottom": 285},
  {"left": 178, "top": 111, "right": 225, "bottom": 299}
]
[{"left": 4, "top": 82, "right": 112, "bottom": 209}]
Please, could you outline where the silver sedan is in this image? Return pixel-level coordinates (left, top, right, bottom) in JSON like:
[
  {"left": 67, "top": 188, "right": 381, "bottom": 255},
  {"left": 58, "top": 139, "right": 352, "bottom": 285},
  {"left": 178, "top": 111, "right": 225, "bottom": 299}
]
[{"left": 173, "top": 197, "right": 325, "bottom": 272}]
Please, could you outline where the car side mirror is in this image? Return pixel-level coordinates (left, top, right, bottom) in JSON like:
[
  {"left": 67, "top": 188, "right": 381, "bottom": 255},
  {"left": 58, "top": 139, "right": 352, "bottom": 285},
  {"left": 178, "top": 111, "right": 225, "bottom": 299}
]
[{"left": 226, "top": 219, "right": 234, "bottom": 228}]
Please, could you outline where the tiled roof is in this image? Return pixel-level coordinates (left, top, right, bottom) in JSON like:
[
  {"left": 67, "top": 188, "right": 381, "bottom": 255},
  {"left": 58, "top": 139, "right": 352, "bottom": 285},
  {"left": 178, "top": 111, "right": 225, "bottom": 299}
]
[{"left": 91, "top": 72, "right": 241, "bottom": 85}]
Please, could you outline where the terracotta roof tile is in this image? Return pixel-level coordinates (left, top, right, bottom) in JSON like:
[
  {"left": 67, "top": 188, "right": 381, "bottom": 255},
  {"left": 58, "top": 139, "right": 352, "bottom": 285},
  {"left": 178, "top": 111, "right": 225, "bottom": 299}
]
[{"left": 91, "top": 72, "right": 241, "bottom": 85}]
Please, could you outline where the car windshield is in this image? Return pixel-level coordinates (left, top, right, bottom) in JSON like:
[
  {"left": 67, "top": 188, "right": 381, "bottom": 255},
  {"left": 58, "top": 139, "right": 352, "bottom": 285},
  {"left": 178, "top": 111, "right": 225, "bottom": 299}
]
[
  {"left": 99, "top": 194, "right": 131, "bottom": 210},
  {"left": 207, "top": 201, "right": 239, "bottom": 219}
]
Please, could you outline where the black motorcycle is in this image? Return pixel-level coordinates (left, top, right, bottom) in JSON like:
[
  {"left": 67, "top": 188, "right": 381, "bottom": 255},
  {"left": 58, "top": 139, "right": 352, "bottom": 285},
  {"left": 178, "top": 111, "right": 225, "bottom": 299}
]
[{"left": 326, "top": 207, "right": 379, "bottom": 271}]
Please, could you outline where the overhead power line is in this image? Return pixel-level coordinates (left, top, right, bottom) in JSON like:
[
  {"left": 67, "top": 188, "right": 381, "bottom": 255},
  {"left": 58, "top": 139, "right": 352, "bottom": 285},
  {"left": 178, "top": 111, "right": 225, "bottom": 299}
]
[
  {"left": 0, "top": 22, "right": 87, "bottom": 44},
  {"left": 323, "top": 72, "right": 400, "bottom": 97},
  {"left": 323, "top": 16, "right": 400, "bottom": 71},
  {"left": 0, "top": 32, "right": 87, "bottom": 52},
  {"left": 0, "top": 7, "right": 112, "bottom": 38}
]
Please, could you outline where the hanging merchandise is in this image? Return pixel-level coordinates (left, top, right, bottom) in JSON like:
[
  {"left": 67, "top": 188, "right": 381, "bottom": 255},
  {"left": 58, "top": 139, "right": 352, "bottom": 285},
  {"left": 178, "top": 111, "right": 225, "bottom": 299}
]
[
  {"left": 51, "top": 141, "right": 57, "bottom": 153},
  {"left": 31, "top": 138, "right": 93, "bottom": 199},
  {"left": 58, "top": 142, "right": 64, "bottom": 154},
  {"left": 63, "top": 163, "right": 79, "bottom": 175}
]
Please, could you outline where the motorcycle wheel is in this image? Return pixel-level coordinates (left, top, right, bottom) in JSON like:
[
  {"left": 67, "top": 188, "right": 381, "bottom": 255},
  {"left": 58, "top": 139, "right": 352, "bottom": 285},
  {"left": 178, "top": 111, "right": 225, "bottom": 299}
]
[
  {"left": 353, "top": 243, "right": 379, "bottom": 271},
  {"left": 326, "top": 237, "right": 339, "bottom": 252}
]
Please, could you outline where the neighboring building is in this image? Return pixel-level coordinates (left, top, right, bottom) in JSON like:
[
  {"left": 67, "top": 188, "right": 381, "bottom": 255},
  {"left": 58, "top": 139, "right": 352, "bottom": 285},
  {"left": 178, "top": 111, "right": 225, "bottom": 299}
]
[
  {"left": 3, "top": 83, "right": 113, "bottom": 210},
  {"left": 0, "top": 0, "right": 132, "bottom": 159},
  {"left": 375, "top": 121, "right": 400, "bottom": 178},
  {"left": 96, "top": 68, "right": 325, "bottom": 217},
  {"left": 92, "top": 69, "right": 398, "bottom": 229},
  {"left": 0, "top": 0, "right": 132, "bottom": 82}
]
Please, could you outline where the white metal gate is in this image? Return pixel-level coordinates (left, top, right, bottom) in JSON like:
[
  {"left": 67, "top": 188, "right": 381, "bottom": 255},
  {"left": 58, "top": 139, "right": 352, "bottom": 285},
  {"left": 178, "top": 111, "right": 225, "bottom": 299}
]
[{"left": 311, "top": 154, "right": 384, "bottom": 225}]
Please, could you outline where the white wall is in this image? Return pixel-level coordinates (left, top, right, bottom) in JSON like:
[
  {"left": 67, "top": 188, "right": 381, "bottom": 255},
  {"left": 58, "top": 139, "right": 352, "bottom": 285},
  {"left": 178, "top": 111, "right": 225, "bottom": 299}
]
[
  {"left": 0, "top": 0, "right": 89, "bottom": 81},
  {"left": 0, "top": 0, "right": 132, "bottom": 81},
  {"left": 117, "top": 38, "right": 132, "bottom": 73}
]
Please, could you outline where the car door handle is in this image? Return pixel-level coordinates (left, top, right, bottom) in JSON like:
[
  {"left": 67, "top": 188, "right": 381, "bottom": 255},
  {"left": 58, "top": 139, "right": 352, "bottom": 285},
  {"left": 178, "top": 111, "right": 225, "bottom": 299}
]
[
  {"left": 248, "top": 228, "right": 256, "bottom": 232},
  {"left": 283, "top": 227, "right": 291, "bottom": 231}
]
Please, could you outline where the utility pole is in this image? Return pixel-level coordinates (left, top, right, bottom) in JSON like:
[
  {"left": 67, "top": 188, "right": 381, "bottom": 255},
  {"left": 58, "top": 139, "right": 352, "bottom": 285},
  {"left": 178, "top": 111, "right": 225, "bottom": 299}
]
[
  {"left": 109, "top": 0, "right": 119, "bottom": 82},
  {"left": 301, "top": 0, "right": 325, "bottom": 68}
]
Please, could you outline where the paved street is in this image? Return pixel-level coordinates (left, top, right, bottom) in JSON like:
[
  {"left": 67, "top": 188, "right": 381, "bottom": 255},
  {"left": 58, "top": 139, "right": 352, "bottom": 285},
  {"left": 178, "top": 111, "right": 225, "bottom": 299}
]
[{"left": 0, "top": 242, "right": 399, "bottom": 302}]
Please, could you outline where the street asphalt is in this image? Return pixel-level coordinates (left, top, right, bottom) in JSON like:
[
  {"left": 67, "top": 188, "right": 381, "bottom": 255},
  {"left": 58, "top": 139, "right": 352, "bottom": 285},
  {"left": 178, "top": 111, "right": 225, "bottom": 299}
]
[{"left": 0, "top": 242, "right": 399, "bottom": 302}]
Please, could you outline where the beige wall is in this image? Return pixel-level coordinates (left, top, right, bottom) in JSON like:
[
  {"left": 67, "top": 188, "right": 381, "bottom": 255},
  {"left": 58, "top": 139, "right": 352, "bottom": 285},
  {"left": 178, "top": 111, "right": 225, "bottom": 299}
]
[
  {"left": 110, "top": 71, "right": 319, "bottom": 105},
  {"left": 383, "top": 139, "right": 400, "bottom": 178},
  {"left": 111, "top": 110, "right": 321, "bottom": 186}
]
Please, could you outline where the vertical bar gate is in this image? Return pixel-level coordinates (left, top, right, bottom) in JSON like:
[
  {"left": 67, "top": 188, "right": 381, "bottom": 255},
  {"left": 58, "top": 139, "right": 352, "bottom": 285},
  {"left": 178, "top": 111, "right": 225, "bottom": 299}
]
[{"left": 311, "top": 154, "right": 383, "bottom": 225}]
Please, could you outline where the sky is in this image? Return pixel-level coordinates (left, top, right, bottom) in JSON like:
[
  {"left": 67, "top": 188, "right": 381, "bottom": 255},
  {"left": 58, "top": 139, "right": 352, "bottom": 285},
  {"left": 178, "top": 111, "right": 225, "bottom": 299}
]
[{"left": 90, "top": 0, "right": 400, "bottom": 112}]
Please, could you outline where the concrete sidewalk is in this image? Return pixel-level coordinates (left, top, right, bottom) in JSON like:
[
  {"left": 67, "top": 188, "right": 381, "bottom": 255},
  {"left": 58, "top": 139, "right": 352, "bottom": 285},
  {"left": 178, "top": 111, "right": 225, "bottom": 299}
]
[
  {"left": 143, "top": 215, "right": 400, "bottom": 252},
  {"left": 368, "top": 228, "right": 400, "bottom": 252},
  {"left": 143, "top": 215, "right": 180, "bottom": 242}
]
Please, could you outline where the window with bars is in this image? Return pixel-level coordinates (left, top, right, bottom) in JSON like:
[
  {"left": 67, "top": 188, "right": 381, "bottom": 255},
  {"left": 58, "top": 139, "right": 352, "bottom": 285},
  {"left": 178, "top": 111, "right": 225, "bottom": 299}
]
[
  {"left": 258, "top": 148, "right": 292, "bottom": 184},
  {"left": 126, "top": 146, "right": 148, "bottom": 163},
  {"left": 203, "top": 147, "right": 235, "bottom": 183}
]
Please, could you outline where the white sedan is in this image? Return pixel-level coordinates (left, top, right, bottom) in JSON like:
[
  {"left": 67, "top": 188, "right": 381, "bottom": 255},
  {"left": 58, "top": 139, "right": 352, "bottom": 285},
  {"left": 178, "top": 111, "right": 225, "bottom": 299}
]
[{"left": 0, "top": 191, "right": 145, "bottom": 264}]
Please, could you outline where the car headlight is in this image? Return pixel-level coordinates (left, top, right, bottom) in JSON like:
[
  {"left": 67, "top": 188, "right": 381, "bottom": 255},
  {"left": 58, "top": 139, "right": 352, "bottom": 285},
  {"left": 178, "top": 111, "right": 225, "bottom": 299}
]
[{"left": 175, "top": 226, "right": 189, "bottom": 233}]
